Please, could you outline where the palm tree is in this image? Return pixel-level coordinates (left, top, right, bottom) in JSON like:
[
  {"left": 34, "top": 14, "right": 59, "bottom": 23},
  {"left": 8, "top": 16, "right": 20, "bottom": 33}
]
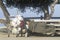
[{"left": 0, "top": 0, "right": 10, "bottom": 37}]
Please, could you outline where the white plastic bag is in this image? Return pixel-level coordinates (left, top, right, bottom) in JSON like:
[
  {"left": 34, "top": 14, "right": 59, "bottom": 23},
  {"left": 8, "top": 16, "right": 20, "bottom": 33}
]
[{"left": 12, "top": 28, "right": 18, "bottom": 34}]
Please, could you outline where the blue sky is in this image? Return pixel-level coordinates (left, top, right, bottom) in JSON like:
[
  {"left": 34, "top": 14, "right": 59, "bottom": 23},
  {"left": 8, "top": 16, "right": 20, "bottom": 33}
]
[{"left": 0, "top": 4, "right": 60, "bottom": 18}]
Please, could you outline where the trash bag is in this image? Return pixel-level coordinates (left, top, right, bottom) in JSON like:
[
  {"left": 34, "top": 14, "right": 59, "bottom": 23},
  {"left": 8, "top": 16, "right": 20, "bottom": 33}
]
[{"left": 12, "top": 28, "right": 18, "bottom": 34}]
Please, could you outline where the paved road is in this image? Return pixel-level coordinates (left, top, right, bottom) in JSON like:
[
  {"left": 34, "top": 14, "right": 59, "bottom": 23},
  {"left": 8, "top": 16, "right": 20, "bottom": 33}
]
[
  {"left": 0, "top": 33, "right": 60, "bottom": 40},
  {"left": 0, "top": 36, "right": 60, "bottom": 40}
]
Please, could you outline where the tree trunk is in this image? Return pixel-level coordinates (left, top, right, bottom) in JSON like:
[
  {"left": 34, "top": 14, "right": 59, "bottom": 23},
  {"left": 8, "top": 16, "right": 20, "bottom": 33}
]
[
  {"left": 49, "top": 0, "right": 58, "bottom": 19},
  {"left": 43, "top": 0, "right": 58, "bottom": 20},
  {"left": 0, "top": 0, "right": 10, "bottom": 22},
  {"left": 43, "top": 6, "right": 50, "bottom": 20},
  {"left": 0, "top": 0, "right": 10, "bottom": 37}
]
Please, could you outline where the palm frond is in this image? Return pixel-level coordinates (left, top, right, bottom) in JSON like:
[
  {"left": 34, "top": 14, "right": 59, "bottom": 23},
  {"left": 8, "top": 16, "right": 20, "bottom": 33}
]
[{"left": 5, "top": 0, "right": 54, "bottom": 13}]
